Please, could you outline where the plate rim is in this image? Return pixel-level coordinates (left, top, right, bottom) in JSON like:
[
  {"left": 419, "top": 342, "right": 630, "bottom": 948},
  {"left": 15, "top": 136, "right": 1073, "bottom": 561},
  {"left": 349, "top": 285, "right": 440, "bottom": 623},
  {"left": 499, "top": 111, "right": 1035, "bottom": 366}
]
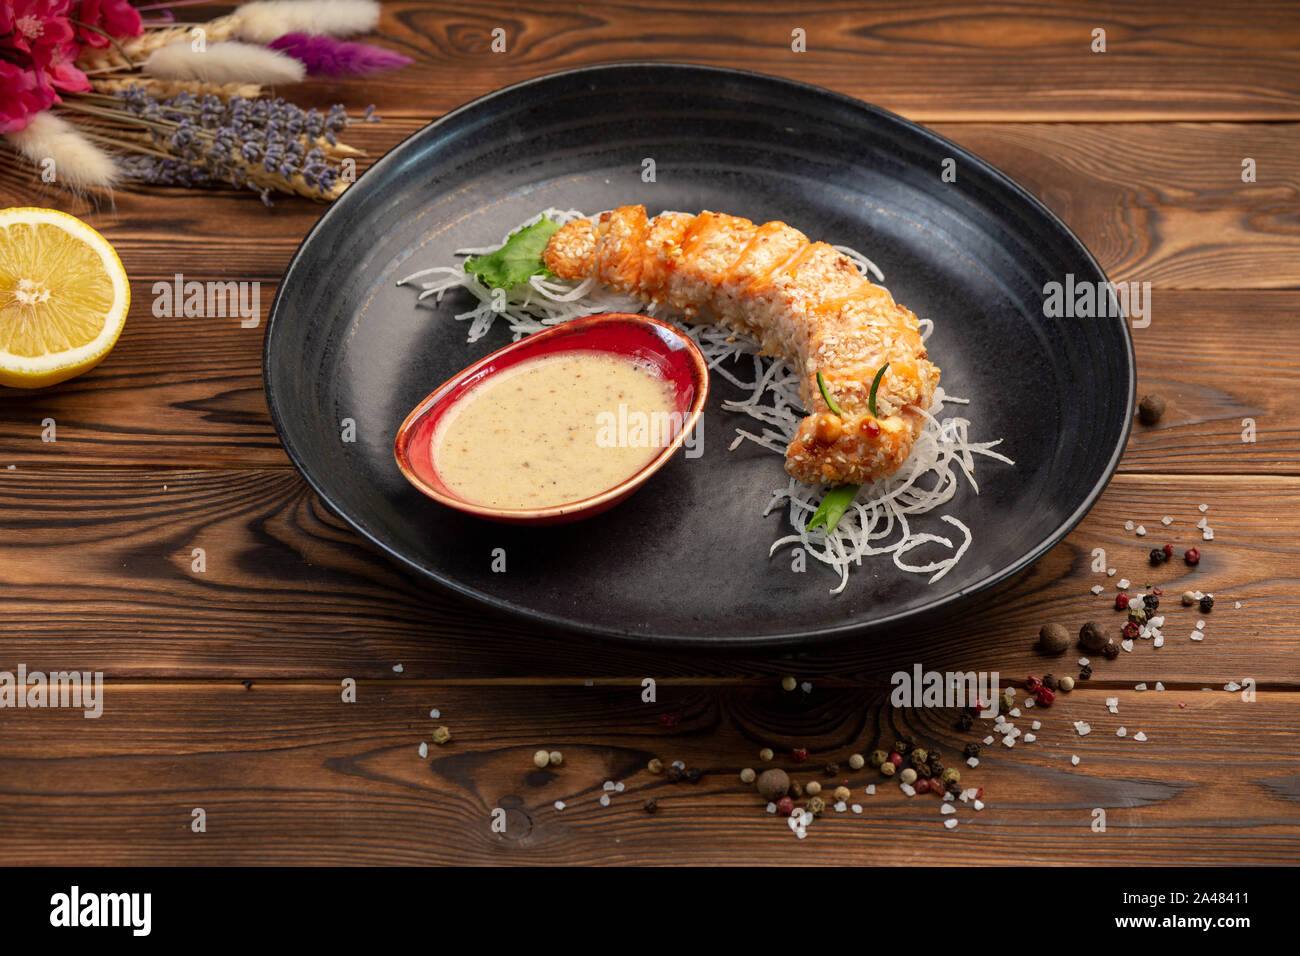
[{"left": 263, "top": 61, "right": 1136, "bottom": 649}]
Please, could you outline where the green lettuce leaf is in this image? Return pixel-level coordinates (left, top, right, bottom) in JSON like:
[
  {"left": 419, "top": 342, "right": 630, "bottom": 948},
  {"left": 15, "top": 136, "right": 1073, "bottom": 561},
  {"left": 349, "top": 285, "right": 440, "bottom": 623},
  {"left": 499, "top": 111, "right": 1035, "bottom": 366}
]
[{"left": 463, "top": 217, "right": 562, "bottom": 290}]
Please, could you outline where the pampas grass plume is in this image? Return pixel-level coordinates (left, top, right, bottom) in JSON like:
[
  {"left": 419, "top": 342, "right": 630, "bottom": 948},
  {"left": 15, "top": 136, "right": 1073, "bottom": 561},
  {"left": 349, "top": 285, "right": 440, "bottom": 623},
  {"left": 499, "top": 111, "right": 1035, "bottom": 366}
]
[
  {"left": 4, "top": 112, "right": 119, "bottom": 191},
  {"left": 234, "top": 0, "right": 380, "bottom": 44},
  {"left": 144, "top": 41, "right": 306, "bottom": 85}
]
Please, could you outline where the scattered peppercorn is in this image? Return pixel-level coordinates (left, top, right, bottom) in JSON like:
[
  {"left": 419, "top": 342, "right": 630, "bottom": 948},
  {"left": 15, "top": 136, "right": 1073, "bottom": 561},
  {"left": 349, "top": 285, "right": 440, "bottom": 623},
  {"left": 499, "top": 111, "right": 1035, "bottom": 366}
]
[
  {"left": 823, "top": 762, "right": 840, "bottom": 777},
  {"left": 916, "top": 778, "right": 931, "bottom": 793},
  {"left": 1079, "top": 621, "right": 1108, "bottom": 652},
  {"left": 1149, "top": 547, "right": 1167, "bottom": 566},
  {"left": 789, "top": 780, "right": 803, "bottom": 798},
  {"left": 806, "top": 795, "right": 826, "bottom": 816},
  {"left": 834, "top": 785, "right": 852, "bottom": 803},
  {"left": 1123, "top": 621, "right": 1140, "bottom": 639},
  {"left": 880, "top": 761, "right": 896, "bottom": 777},
  {"left": 964, "top": 742, "right": 980, "bottom": 758},
  {"left": 1182, "top": 590, "right": 1196, "bottom": 606},
  {"left": 549, "top": 751, "right": 563, "bottom": 767},
  {"left": 893, "top": 739, "right": 914, "bottom": 756},
  {"left": 928, "top": 748, "right": 941, "bottom": 762},
  {"left": 776, "top": 796, "right": 794, "bottom": 816},
  {"left": 648, "top": 758, "right": 664, "bottom": 774},
  {"left": 1138, "top": 393, "right": 1166, "bottom": 425},
  {"left": 1184, "top": 547, "right": 1200, "bottom": 565},
  {"left": 888, "top": 752, "right": 903, "bottom": 767},
  {"left": 1128, "top": 607, "right": 1148, "bottom": 626},
  {"left": 666, "top": 765, "right": 684, "bottom": 782},
  {"left": 805, "top": 780, "right": 822, "bottom": 796},
  {"left": 910, "top": 748, "right": 929, "bottom": 769},
  {"left": 1144, "top": 594, "right": 1159, "bottom": 612},
  {"left": 1025, "top": 675, "right": 1043, "bottom": 693},
  {"left": 928, "top": 761, "right": 945, "bottom": 777},
  {"left": 685, "top": 767, "right": 703, "bottom": 783},
  {"left": 898, "top": 767, "right": 920, "bottom": 786},
  {"left": 848, "top": 753, "right": 865, "bottom": 770},
  {"left": 757, "top": 768, "right": 790, "bottom": 801},
  {"left": 929, "top": 777, "right": 944, "bottom": 794},
  {"left": 946, "top": 780, "right": 963, "bottom": 795},
  {"left": 643, "top": 798, "right": 658, "bottom": 814},
  {"left": 657, "top": 712, "right": 678, "bottom": 729},
  {"left": 740, "top": 767, "right": 756, "bottom": 784},
  {"left": 1059, "top": 675, "right": 1075, "bottom": 692},
  {"left": 1079, "top": 664, "right": 1093, "bottom": 680},
  {"left": 791, "top": 747, "right": 809, "bottom": 762},
  {"left": 1200, "top": 595, "right": 1215, "bottom": 613},
  {"left": 759, "top": 748, "right": 774, "bottom": 762},
  {"left": 1162, "top": 544, "right": 1174, "bottom": 559},
  {"left": 869, "top": 749, "right": 888, "bottom": 768},
  {"left": 431, "top": 726, "right": 452, "bottom": 745},
  {"left": 1103, "top": 640, "right": 1121, "bottom": 660},
  {"left": 1115, "top": 592, "right": 1130, "bottom": 610},
  {"left": 1037, "top": 622, "right": 1071, "bottom": 655},
  {"left": 533, "top": 750, "right": 550, "bottom": 769},
  {"left": 957, "top": 713, "right": 973, "bottom": 731},
  {"left": 1043, "top": 674, "right": 1059, "bottom": 691},
  {"left": 780, "top": 676, "right": 797, "bottom": 691},
  {"left": 1035, "top": 687, "right": 1056, "bottom": 707}
]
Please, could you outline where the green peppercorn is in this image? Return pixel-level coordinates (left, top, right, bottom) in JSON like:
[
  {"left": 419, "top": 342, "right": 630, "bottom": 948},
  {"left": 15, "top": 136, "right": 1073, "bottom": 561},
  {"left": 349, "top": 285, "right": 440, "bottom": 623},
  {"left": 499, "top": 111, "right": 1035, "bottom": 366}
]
[
  {"left": 899, "top": 768, "right": 918, "bottom": 785},
  {"left": 848, "top": 753, "right": 865, "bottom": 770},
  {"left": 910, "top": 748, "right": 929, "bottom": 769},
  {"left": 892, "top": 740, "right": 913, "bottom": 757},
  {"left": 806, "top": 795, "right": 826, "bottom": 816},
  {"left": 757, "top": 768, "right": 790, "bottom": 802},
  {"left": 740, "top": 767, "right": 756, "bottom": 784},
  {"left": 1079, "top": 621, "right": 1108, "bottom": 652},
  {"left": 880, "top": 761, "right": 896, "bottom": 777},
  {"left": 869, "top": 749, "right": 889, "bottom": 768},
  {"left": 1128, "top": 607, "right": 1148, "bottom": 627},
  {"left": 940, "top": 767, "right": 961, "bottom": 785},
  {"left": 1037, "top": 622, "right": 1071, "bottom": 655},
  {"left": 431, "top": 726, "right": 451, "bottom": 745},
  {"left": 823, "top": 762, "right": 840, "bottom": 777},
  {"left": 805, "top": 780, "right": 822, "bottom": 796},
  {"left": 648, "top": 758, "right": 664, "bottom": 774},
  {"left": 1138, "top": 393, "right": 1166, "bottom": 425}
]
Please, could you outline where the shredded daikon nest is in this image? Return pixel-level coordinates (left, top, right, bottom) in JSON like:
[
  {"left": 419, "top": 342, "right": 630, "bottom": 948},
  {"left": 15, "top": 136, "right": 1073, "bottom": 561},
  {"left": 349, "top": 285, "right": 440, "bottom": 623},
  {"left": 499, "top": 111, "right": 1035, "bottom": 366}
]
[{"left": 398, "top": 208, "right": 1013, "bottom": 594}]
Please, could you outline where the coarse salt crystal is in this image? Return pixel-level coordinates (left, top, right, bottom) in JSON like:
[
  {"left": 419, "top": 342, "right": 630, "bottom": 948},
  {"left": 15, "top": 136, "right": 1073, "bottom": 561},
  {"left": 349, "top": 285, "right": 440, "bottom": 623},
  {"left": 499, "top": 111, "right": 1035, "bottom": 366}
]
[
  {"left": 1199, "top": 503, "right": 1208, "bottom": 512},
  {"left": 1031, "top": 720, "right": 1042, "bottom": 730},
  {"left": 1116, "top": 727, "right": 1127, "bottom": 737},
  {"left": 944, "top": 818, "right": 959, "bottom": 829},
  {"left": 1071, "top": 755, "right": 1081, "bottom": 766},
  {"left": 983, "top": 736, "right": 994, "bottom": 745},
  {"left": 1203, "top": 529, "right": 1214, "bottom": 541},
  {"left": 900, "top": 783, "right": 916, "bottom": 796},
  {"left": 1191, "top": 630, "right": 1204, "bottom": 641},
  {"left": 1006, "top": 687, "right": 1016, "bottom": 697},
  {"left": 1161, "top": 516, "right": 1172, "bottom": 525},
  {"left": 1155, "top": 681, "right": 1165, "bottom": 691},
  {"left": 1074, "top": 721, "right": 1091, "bottom": 736},
  {"left": 600, "top": 794, "right": 611, "bottom": 806},
  {"left": 1125, "top": 521, "right": 1134, "bottom": 530},
  {"left": 865, "top": 785, "right": 876, "bottom": 795},
  {"left": 974, "top": 799, "right": 985, "bottom": 811},
  {"left": 967, "top": 757, "right": 979, "bottom": 767},
  {"left": 671, "top": 760, "right": 686, "bottom": 770},
  {"left": 555, "top": 801, "right": 566, "bottom": 810},
  {"left": 1154, "top": 635, "right": 1164, "bottom": 648},
  {"left": 1150, "top": 615, "right": 1165, "bottom": 627},
  {"left": 1106, "top": 696, "right": 1119, "bottom": 711},
  {"left": 418, "top": 742, "right": 428, "bottom": 758},
  {"left": 1118, "top": 579, "right": 1130, "bottom": 589},
  {"left": 941, "top": 803, "right": 956, "bottom": 815},
  {"left": 1024, "top": 698, "right": 1035, "bottom": 708},
  {"left": 615, "top": 782, "right": 625, "bottom": 793},
  {"left": 1122, "top": 639, "right": 1134, "bottom": 652},
  {"left": 1002, "top": 735, "right": 1016, "bottom": 748},
  {"left": 1235, "top": 601, "right": 1241, "bottom": 609},
  {"left": 1136, "top": 525, "right": 1146, "bottom": 536},
  {"left": 1079, "top": 657, "right": 1091, "bottom": 667},
  {"left": 943, "top": 792, "right": 955, "bottom": 801},
  {"left": 1134, "top": 731, "right": 1148, "bottom": 741},
  {"left": 1108, "top": 567, "right": 1116, "bottom": 576},
  {"left": 603, "top": 780, "right": 616, "bottom": 791},
  {"left": 1135, "top": 682, "right": 1147, "bottom": 691},
  {"left": 1225, "top": 681, "right": 1241, "bottom": 692},
  {"left": 1091, "top": 585, "right": 1104, "bottom": 595},
  {"left": 429, "top": 709, "right": 440, "bottom": 719},
  {"left": 1197, "top": 619, "right": 1206, "bottom": 629},
  {"left": 1197, "top": 517, "right": 1208, "bottom": 529},
  {"left": 392, "top": 664, "right": 404, "bottom": 673},
  {"left": 1024, "top": 733, "right": 1036, "bottom": 743},
  {"left": 834, "top": 801, "right": 847, "bottom": 812},
  {"left": 1010, "top": 707, "right": 1021, "bottom": 717},
  {"left": 767, "top": 802, "right": 777, "bottom": 813},
  {"left": 851, "top": 804, "right": 862, "bottom": 813},
  {"left": 800, "top": 681, "right": 812, "bottom": 693}
]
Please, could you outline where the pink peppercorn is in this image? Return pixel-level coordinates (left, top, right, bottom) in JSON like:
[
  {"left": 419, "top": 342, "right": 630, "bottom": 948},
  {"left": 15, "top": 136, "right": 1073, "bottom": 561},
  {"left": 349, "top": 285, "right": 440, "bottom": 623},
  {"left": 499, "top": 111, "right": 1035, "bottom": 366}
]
[
  {"left": 915, "top": 778, "right": 931, "bottom": 793},
  {"left": 1025, "top": 675, "right": 1043, "bottom": 692},
  {"left": 1035, "top": 687, "right": 1056, "bottom": 707},
  {"left": 1184, "top": 547, "right": 1201, "bottom": 565},
  {"left": 1163, "top": 543, "right": 1174, "bottom": 558},
  {"left": 888, "top": 752, "right": 903, "bottom": 767},
  {"left": 1115, "top": 592, "right": 1130, "bottom": 610},
  {"left": 776, "top": 796, "right": 794, "bottom": 815},
  {"left": 791, "top": 746, "right": 809, "bottom": 762},
  {"left": 1152, "top": 586, "right": 1163, "bottom": 596},
  {"left": 974, "top": 787, "right": 984, "bottom": 799},
  {"left": 657, "top": 712, "right": 678, "bottom": 729},
  {"left": 1123, "top": 621, "right": 1140, "bottom": 639}
]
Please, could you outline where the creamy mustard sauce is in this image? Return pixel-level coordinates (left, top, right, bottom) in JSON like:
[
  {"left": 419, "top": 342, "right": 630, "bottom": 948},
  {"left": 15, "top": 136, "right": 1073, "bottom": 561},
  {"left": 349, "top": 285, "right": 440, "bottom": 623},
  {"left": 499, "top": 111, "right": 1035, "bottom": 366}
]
[{"left": 433, "top": 351, "right": 680, "bottom": 509}]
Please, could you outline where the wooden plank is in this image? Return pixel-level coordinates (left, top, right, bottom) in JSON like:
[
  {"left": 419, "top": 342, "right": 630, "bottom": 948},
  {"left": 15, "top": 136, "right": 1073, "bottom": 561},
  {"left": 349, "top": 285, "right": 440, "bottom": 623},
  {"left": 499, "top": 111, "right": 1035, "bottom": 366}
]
[
  {"left": 0, "top": 683, "right": 1295, "bottom": 865},
  {"left": 0, "top": 470, "right": 1294, "bottom": 681},
  {"left": 0, "top": 288, "right": 1294, "bottom": 471},
  {"left": 304, "top": 1, "right": 1300, "bottom": 121},
  {"left": 5, "top": 121, "right": 1296, "bottom": 288}
]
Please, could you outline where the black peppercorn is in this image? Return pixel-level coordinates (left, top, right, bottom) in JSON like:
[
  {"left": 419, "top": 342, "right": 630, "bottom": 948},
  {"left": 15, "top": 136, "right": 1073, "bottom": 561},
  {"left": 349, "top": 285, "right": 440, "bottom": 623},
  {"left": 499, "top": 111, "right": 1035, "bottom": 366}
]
[
  {"left": 957, "top": 712, "right": 974, "bottom": 731},
  {"left": 823, "top": 762, "right": 839, "bottom": 777},
  {"left": 946, "top": 779, "right": 963, "bottom": 795},
  {"left": 1200, "top": 595, "right": 1214, "bottom": 613},
  {"left": 893, "top": 739, "right": 914, "bottom": 757},
  {"left": 1149, "top": 548, "right": 1166, "bottom": 566},
  {"left": 685, "top": 767, "right": 702, "bottom": 783},
  {"left": 1043, "top": 674, "right": 1059, "bottom": 691},
  {"left": 643, "top": 798, "right": 658, "bottom": 814},
  {"left": 1079, "top": 664, "right": 1093, "bottom": 680},
  {"left": 1138, "top": 393, "right": 1166, "bottom": 425},
  {"left": 1103, "top": 640, "right": 1121, "bottom": 660},
  {"left": 928, "top": 761, "right": 944, "bottom": 777},
  {"left": 666, "top": 765, "right": 684, "bottom": 782},
  {"left": 928, "top": 748, "right": 941, "bottom": 762},
  {"left": 963, "top": 743, "right": 980, "bottom": 758},
  {"left": 1144, "top": 594, "right": 1159, "bottom": 612}
]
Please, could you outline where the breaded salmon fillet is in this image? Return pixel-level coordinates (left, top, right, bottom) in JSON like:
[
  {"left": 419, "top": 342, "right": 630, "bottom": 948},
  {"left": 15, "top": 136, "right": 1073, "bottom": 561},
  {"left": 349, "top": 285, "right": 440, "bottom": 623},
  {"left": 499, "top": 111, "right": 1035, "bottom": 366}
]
[{"left": 543, "top": 205, "right": 940, "bottom": 485}]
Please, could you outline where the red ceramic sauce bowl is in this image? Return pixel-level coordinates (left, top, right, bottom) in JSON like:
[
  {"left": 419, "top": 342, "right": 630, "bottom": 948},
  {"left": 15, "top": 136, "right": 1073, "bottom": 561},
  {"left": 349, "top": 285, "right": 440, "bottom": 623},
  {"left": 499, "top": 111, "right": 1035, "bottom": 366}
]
[{"left": 394, "top": 312, "right": 710, "bottom": 525}]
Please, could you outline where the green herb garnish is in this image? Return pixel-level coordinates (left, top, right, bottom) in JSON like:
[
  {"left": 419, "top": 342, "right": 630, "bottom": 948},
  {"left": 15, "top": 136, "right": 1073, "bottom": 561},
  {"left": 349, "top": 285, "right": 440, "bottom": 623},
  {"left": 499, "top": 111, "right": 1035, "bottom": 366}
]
[
  {"left": 868, "top": 362, "right": 890, "bottom": 418},
  {"left": 463, "top": 216, "right": 562, "bottom": 290},
  {"left": 816, "top": 371, "right": 843, "bottom": 416},
  {"left": 807, "top": 483, "right": 860, "bottom": 535}
]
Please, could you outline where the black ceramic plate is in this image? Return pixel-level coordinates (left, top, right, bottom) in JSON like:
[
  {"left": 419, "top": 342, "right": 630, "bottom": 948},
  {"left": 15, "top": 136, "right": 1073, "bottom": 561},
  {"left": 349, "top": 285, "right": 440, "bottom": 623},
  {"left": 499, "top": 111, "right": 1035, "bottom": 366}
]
[{"left": 264, "top": 63, "right": 1134, "bottom": 648}]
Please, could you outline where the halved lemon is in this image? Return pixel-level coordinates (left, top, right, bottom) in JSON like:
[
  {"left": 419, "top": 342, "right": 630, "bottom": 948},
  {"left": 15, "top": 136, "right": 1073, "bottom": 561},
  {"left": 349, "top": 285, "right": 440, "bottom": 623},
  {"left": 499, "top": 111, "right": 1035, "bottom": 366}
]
[{"left": 0, "top": 207, "right": 129, "bottom": 389}]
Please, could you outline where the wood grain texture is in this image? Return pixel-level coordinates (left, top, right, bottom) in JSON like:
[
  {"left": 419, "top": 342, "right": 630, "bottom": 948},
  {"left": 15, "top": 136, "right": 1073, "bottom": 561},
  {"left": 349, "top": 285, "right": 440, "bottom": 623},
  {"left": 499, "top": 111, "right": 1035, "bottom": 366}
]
[
  {"left": 0, "top": 469, "right": 1293, "bottom": 681},
  {"left": 0, "top": 684, "right": 1295, "bottom": 865}
]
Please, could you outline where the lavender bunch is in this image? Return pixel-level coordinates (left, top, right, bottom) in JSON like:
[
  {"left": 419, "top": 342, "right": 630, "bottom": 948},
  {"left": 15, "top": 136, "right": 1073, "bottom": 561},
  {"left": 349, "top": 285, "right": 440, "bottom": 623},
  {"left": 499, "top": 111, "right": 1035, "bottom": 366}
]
[{"left": 60, "top": 85, "right": 376, "bottom": 204}]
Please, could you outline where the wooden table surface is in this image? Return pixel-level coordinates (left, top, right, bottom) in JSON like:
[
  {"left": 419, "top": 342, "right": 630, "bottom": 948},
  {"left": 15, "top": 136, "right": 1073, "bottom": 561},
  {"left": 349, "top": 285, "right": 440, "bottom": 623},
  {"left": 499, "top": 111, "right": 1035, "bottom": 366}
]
[{"left": 2, "top": 1, "right": 1298, "bottom": 866}]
